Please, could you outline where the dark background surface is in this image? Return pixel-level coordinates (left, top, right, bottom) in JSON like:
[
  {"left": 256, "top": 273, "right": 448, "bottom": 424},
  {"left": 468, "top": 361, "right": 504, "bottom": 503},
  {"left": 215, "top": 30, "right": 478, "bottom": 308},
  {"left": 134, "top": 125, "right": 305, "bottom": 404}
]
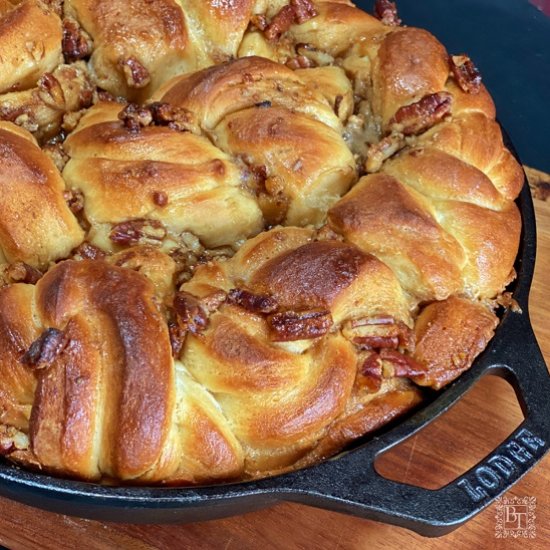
[{"left": 355, "top": 0, "right": 550, "bottom": 172}]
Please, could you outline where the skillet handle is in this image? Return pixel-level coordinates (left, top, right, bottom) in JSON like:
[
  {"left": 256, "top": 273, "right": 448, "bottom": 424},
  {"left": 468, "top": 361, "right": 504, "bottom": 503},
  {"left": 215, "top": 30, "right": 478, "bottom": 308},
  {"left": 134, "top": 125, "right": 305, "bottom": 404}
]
[{"left": 274, "top": 317, "right": 550, "bottom": 537}]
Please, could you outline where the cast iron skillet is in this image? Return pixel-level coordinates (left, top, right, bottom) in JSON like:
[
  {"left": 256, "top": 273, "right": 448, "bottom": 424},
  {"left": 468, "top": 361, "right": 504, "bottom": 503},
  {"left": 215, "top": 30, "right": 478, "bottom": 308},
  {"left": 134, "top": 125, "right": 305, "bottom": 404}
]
[{"left": 0, "top": 131, "right": 548, "bottom": 537}]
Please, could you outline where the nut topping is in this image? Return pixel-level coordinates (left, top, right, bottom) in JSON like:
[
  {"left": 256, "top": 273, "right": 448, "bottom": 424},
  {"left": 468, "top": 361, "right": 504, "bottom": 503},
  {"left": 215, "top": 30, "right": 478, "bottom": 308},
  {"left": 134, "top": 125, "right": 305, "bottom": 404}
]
[
  {"left": 227, "top": 288, "right": 278, "bottom": 314},
  {"left": 5, "top": 262, "right": 43, "bottom": 285},
  {"left": 62, "top": 18, "right": 93, "bottom": 62},
  {"left": 267, "top": 310, "right": 332, "bottom": 341},
  {"left": 173, "top": 292, "right": 208, "bottom": 335},
  {"left": 21, "top": 328, "right": 69, "bottom": 370},
  {"left": 120, "top": 57, "right": 151, "bottom": 88},
  {"left": 109, "top": 219, "right": 166, "bottom": 247},
  {"left": 63, "top": 188, "right": 85, "bottom": 214},
  {"left": 72, "top": 242, "right": 109, "bottom": 261},
  {"left": 390, "top": 92, "right": 453, "bottom": 136},
  {"left": 449, "top": 55, "right": 482, "bottom": 94},
  {"left": 374, "top": 0, "right": 401, "bottom": 26},
  {"left": 264, "top": 0, "right": 318, "bottom": 41}
]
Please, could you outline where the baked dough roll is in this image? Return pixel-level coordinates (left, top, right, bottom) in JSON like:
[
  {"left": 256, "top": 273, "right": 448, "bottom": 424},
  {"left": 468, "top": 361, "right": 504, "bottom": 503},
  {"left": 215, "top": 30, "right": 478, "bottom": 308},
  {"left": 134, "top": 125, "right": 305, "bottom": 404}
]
[
  {"left": 63, "top": 101, "right": 264, "bottom": 251},
  {"left": 0, "top": 122, "right": 84, "bottom": 268}
]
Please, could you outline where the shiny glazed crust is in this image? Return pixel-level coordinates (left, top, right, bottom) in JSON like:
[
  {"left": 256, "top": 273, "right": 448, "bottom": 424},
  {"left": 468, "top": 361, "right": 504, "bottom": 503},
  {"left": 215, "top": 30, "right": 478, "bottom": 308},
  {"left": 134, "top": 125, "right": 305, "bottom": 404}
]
[{"left": 0, "top": 0, "right": 522, "bottom": 484}]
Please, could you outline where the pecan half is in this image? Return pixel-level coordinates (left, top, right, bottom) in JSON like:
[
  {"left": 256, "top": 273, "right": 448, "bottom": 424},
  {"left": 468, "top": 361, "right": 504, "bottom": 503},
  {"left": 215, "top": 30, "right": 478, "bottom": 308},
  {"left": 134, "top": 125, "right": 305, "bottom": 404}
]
[
  {"left": 358, "top": 352, "right": 383, "bottom": 392},
  {"left": 344, "top": 316, "right": 414, "bottom": 352},
  {"left": 374, "top": 0, "right": 401, "bottom": 26},
  {"left": 120, "top": 57, "right": 151, "bottom": 88},
  {"left": 264, "top": 0, "right": 317, "bottom": 41},
  {"left": 72, "top": 242, "right": 109, "bottom": 261},
  {"left": 227, "top": 288, "right": 278, "bottom": 314},
  {"left": 173, "top": 292, "right": 208, "bottom": 334},
  {"left": 379, "top": 349, "right": 426, "bottom": 378},
  {"left": 62, "top": 18, "right": 93, "bottom": 62},
  {"left": 390, "top": 92, "right": 453, "bottom": 136},
  {"left": 5, "top": 262, "right": 42, "bottom": 285},
  {"left": 265, "top": 5, "right": 295, "bottom": 40},
  {"left": 267, "top": 310, "right": 332, "bottom": 341},
  {"left": 449, "top": 55, "right": 482, "bottom": 94},
  {"left": 109, "top": 219, "right": 166, "bottom": 247},
  {"left": 285, "top": 55, "right": 316, "bottom": 70},
  {"left": 21, "top": 328, "right": 69, "bottom": 370},
  {"left": 63, "top": 188, "right": 84, "bottom": 214}
]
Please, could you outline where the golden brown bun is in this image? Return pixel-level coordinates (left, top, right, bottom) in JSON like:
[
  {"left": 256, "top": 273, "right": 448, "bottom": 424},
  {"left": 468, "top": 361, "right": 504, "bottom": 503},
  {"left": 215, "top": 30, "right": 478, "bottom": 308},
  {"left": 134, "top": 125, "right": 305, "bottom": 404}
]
[
  {"left": 155, "top": 56, "right": 355, "bottom": 225},
  {"left": 65, "top": 0, "right": 256, "bottom": 100},
  {"left": 0, "top": 122, "right": 84, "bottom": 267},
  {"left": 0, "top": 0, "right": 524, "bottom": 485},
  {"left": 181, "top": 227, "right": 421, "bottom": 473},
  {"left": 0, "top": 0, "right": 62, "bottom": 93},
  {"left": 63, "top": 101, "right": 263, "bottom": 250},
  {"left": 0, "top": 2, "right": 93, "bottom": 139}
]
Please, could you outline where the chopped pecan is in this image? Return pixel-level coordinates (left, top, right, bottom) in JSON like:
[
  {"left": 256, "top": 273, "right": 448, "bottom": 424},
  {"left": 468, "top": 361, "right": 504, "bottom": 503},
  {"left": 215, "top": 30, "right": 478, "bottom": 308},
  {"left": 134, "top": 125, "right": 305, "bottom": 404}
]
[
  {"left": 109, "top": 219, "right": 166, "bottom": 247},
  {"left": 344, "top": 316, "right": 414, "bottom": 351},
  {"left": 63, "top": 188, "right": 84, "bottom": 214},
  {"left": 120, "top": 57, "right": 151, "bottom": 88},
  {"left": 358, "top": 352, "right": 383, "bottom": 392},
  {"left": 0, "top": 426, "right": 29, "bottom": 456},
  {"left": 43, "top": 141, "right": 69, "bottom": 172},
  {"left": 365, "top": 133, "right": 405, "bottom": 172},
  {"left": 62, "top": 18, "right": 93, "bottom": 62},
  {"left": 390, "top": 92, "right": 453, "bottom": 136},
  {"left": 96, "top": 90, "right": 126, "bottom": 103},
  {"left": 449, "top": 55, "right": 482, "bottom": 94},
  {"left": 168, "top": 318, "right": 187, "bottom": 357},
  {"left": 265, "top": 5, "right": 295, "bottom": 40},
  {"left": 227, "top": 288, "right": 278, "bottom": 314},
  {"left": 0, "top": 439, "right": 15, "bottom": 456},
  {"left": 147, "top": 102, "right": 200, "bottom": 134},
  {"left": 374, "top": 0, "right": 401, "bottom": 26},
  {"left": 315, "top": 224, "right": 344, "bottom": 242},
  {"left": 5, "top": 262, "right": 43, "bottom": 285},
  {"left": 295, "top": 43, "right": 334, "bottom": 66},
  {"left": 264, "top": 0, "right": 317, "bottom": 41},
  {"left": 267, "top": 310, "right": 332, "bottom": 341},
  {"left": 118, "top": 103, "right": 153, "bottom": 133},
  {"left": 21, "top": 328, "right": 69, "bottom": 370},
  {"left": 173, "top": 292, "right": 208, "bottom": 334},
  {"left": 152, "top": 190, "right": 168, "bottom": 207},
  {"left": 291, "top": 0, "right": 318, "bottom": 23},
  {"left": 286, "top": 55, "right": 316, "bottom": 70},
  {"left": 37, "top": 73, "right": 65, "bottom": 109},
  {"left": 72, "top": 242, "right": 108, "bottom": 261},
  {"left": 379, "top": 349, "right": 426, "bottom": 378},
  {"left": 494, "top": 291, "right": 522, "bottom": 314}
]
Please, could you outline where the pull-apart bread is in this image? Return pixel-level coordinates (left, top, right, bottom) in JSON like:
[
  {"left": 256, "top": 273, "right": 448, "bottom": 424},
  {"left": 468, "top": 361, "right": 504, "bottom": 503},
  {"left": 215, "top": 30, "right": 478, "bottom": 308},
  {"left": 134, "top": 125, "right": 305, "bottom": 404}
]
[{"left": 0, "top": 1, "right": 523, "bottom": 484}]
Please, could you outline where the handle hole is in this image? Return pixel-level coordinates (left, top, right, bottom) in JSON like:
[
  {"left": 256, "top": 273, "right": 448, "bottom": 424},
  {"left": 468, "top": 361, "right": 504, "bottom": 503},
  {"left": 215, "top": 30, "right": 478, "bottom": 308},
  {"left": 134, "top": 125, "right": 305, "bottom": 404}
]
[{"left": 374, "top": 374, "right": 524, "bottom": 489}]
